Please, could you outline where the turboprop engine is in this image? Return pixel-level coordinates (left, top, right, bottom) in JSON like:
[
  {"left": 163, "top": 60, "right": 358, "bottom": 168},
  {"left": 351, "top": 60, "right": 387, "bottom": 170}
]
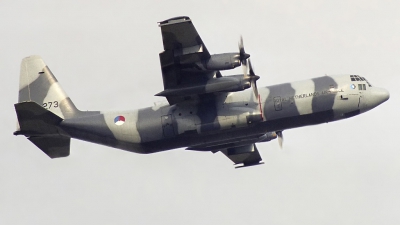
[
  {"left": 204, "top": 36, "right": 251, "bottom": 71},
  {"left": 155, "top": 75, "right": 252, "bottom": 97},
  {"left": 204, "top": 53, "right": 242, "bottom": 70}
]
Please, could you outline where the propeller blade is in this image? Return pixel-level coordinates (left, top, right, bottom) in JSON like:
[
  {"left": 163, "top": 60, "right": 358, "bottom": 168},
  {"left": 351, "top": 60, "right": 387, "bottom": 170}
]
[
  {"left": 239, "top": 36, "right": 250, "bottom": 77},
  {"left": 249, "top": 59, "right": 255, "bottom": 76},
  {"left": 251, "top": 79, "right": 259, "bottom": 98},
  {"left": 239, "top": 36, "right": 244, "bottom": 56},
  {"left": 276, "top": 131, "right": 283, "bottom": 149},
  {"left": 247, "top": 59, "right": 260, "bottom": 98},
  {"left": 242, "top": 58, "right": 248, "bottom": 78}
]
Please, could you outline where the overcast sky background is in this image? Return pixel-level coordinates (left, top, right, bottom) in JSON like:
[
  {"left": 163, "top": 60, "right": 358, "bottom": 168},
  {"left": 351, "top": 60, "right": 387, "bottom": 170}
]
[{"left": 1, "top": 0, "right": 399, "bottom": 224}]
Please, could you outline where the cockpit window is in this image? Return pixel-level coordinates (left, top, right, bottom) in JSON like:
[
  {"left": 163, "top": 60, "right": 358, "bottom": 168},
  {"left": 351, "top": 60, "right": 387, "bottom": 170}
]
[
  {"left": 363, "top": 77, "right": 372, "bottom": 87},
  {"left": 350, "top": 75, "right": 372, "bottom": 87},
  {"left": 350, "top": 75, "right": 359, "bottom": 81},
  {"left": 351, "top": 75, "right": 363, "bottom": 81}
]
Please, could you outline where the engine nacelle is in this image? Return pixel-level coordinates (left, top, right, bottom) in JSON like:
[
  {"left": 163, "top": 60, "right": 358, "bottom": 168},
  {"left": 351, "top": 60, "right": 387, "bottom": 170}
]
[
  {"left": 213, "top": 75, "right": 250, "bottom": 92},
  {"left": 205, "top": 53, "right": 241, "bottom": 70},
  {"left": 155, "top": 75, "right": 251, "bottom": 97}
]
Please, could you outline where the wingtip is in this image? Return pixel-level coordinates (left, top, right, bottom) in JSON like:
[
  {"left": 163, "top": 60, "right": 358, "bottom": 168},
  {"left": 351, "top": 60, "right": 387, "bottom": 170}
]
[{"left": 158, "top": 16, "right": 191, "bottom": 26}]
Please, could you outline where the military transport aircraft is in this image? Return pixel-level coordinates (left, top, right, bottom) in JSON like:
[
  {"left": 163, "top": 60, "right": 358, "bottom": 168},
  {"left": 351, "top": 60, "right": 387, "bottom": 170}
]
[{"left": 14, "top": 16, "right": 389, "bottom": 168}]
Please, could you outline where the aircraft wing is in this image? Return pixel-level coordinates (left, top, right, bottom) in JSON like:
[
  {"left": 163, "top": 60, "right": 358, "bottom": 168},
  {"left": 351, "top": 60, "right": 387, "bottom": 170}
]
[
  {"left": 159, "top": 16, "right": 210, "bottom": 57},
  {"left": 188, "top": 143, "right": 264, "bottom": 168},
  {"left": 220, "top": 144, "right": 263, "bottom": 168},
  {"left": 157, "top": 17, "right": 217, "bottom": 104},
  {"left": 186, "top": 132, "right": 277, "bottom": 168}
]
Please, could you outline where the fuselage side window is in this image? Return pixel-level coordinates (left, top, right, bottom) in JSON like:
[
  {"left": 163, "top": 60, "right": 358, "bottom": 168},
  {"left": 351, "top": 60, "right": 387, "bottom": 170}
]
[{"left": 357, "top": 84, "right": 367, "bottom": 90}]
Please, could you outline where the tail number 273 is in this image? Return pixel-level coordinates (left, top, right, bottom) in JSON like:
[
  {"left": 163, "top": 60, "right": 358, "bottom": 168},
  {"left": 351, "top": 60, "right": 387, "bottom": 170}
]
[{"left": 43, "top": 101, "right": 59, "bottom": 109}]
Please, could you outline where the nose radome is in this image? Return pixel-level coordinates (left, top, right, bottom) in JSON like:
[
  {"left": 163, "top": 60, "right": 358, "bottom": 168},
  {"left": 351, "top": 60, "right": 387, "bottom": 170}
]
[
  {"left": 369, "top": 87, "right": 390, "bottom": 108},
  {"left": 377, "top": 87, "right": 390, "bottom": 102},
  {"left": 384, "top": 89, "right": 390, "bottom": 101}
]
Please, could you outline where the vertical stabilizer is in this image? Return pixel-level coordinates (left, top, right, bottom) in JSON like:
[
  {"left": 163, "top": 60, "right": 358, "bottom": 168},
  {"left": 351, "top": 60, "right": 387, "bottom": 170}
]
[{"left": 18, "top": 55, "right": 80, "bottom": 119}]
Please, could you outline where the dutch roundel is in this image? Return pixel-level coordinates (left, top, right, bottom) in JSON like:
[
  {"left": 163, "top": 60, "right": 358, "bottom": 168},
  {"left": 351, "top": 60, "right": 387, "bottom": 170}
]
[{"left": 114, "top": 116, "right": 125, "bottom": 125}]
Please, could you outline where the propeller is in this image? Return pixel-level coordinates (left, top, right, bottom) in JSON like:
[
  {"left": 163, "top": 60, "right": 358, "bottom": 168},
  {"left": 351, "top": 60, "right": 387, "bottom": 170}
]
[
  {"left": 248, "top": 59, "right": 260, "bottom": 98},
  {"left": 276, "top": 131, "right": 283, "bottom": 149},
  {"left": 238, "top": 36, "right": 259, "bottom": 98},
  {"left": 238, "top": 36, "right": 250, "bottom": 76}
]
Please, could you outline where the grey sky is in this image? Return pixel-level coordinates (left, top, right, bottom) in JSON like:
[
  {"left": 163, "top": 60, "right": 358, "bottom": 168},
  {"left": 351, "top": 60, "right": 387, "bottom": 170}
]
[{"left": 1, "top": 0, "right": 399, "bottom": 224}]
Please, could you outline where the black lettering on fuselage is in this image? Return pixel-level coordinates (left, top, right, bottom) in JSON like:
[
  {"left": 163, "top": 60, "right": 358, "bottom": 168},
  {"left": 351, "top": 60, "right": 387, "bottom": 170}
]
[{"left": 277, "top": 89, "right": 339, "bottom": 105}]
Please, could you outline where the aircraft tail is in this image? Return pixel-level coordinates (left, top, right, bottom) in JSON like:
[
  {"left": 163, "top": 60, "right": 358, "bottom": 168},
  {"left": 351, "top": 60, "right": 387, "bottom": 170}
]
[
  {"left": 14, "top": 101, "right": 70, "bottom": 158},
  {"left": 18, "top": 55, "right": 81, "bottom": 119},
  {"left": 15, "top": 55, "right": 80, "bottom": 158}
]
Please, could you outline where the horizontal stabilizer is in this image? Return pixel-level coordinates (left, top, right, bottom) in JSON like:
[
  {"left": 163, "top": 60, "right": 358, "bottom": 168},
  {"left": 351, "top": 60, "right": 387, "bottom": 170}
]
[
  {"left": 29, "top": 136, "right": 70, "bottom": 158},
  {"left": 14, "top": 101, "right": 71, "bottom": 158},
  {"left": 14, "top": 101, "right": 63, "bottom": 136}
]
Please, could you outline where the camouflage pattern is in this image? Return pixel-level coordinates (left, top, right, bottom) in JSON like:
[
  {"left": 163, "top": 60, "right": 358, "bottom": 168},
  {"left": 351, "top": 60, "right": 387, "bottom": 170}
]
[
  {"left": 18, "top": 55, "right": 91, "bottom": 119},
  {"left": 14, "top": 17, "right": 389, "bottom": 167},
  {"left": 158, "top": 17, "right": 247, "bottom": 105},
  {"left": 15, "top": 55, "right": 389, "bottom": 161}
]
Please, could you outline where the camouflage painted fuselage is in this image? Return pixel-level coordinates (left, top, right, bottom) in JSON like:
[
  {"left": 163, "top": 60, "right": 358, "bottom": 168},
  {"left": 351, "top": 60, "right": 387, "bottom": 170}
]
[
  {"left": 59, "top": 74, "right": 388, "bottom": 154},
  {"left": 15, "top": 55, "right": 389, "bottom": 164},
  {"left": 14, "top": 17, "right": 390, "bottom": 164}
]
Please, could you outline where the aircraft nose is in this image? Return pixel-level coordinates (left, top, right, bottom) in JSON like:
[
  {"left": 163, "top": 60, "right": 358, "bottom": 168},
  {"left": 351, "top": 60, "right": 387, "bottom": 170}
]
[
  {"left": 368, "top": 87, "right": 390, "bottom": 108},
  {"left": 376, "top": 87, "right": 390, "bottom": 102}
]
